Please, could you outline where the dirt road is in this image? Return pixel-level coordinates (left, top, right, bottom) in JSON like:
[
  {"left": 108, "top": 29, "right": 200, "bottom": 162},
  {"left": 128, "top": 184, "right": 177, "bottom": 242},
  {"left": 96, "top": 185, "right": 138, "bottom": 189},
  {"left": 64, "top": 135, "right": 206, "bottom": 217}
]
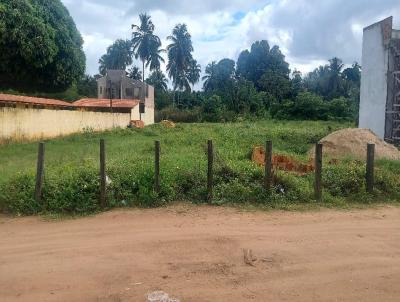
[{"left": 1, "top": 205, "right": 400, "bottom": 302}]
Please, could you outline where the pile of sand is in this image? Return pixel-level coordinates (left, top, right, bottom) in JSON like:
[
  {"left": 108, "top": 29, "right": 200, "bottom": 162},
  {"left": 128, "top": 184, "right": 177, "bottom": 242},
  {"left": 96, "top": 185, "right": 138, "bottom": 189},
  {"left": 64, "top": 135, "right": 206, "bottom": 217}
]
[
  {"left": 309, "top": 128, "right": 400, "bottom": 160},
  {"left": 160, "top": 120, "right": 176, "bottom": 128}
]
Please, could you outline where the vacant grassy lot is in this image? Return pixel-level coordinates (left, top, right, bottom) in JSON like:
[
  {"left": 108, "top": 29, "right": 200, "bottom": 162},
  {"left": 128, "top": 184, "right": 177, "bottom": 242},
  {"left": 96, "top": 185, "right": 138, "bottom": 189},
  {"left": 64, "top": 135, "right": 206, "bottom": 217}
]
[
  {"left": 1, "top": 120, "right": 400, "bottom": 215},
  {"left": 0, "top": 120, "right": 345, "bottom": 183}
]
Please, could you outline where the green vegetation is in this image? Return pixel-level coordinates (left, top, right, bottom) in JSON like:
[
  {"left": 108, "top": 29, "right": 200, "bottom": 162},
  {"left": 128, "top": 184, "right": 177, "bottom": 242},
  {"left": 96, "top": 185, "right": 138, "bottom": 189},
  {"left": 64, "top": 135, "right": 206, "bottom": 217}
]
[
  {"left": 1, "top": 120, "right": 400, "bottom": 216},
  {"left": 0, "top": 0, "right": 85, "bottom": 92}
]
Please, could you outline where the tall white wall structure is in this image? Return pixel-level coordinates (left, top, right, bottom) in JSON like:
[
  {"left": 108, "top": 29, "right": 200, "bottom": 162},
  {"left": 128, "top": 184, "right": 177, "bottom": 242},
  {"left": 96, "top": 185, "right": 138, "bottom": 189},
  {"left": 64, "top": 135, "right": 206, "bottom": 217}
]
[{"left": 359, "top": 17, "right": 400, "bottom": 143}]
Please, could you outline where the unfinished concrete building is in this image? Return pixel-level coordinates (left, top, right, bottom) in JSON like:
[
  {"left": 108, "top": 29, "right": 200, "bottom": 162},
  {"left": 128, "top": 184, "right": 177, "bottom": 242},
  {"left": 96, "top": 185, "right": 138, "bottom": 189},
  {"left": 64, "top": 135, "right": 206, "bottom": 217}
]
[
  {"left": 97, "top": 70, "right": 154, "bottom": 125},
  {"left": 359, "top": 17, "right": 400, "bottom": 143}
]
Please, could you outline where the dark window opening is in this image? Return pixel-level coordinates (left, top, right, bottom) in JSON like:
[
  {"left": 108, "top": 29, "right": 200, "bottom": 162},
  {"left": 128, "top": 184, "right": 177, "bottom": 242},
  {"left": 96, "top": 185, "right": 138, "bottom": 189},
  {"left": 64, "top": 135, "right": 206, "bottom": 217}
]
[
  {"left": 139, "top": 103, "right": 145, "bottom": 114},
  {"left": 126, "top": 88, "right": 133, "bottom": 97}
]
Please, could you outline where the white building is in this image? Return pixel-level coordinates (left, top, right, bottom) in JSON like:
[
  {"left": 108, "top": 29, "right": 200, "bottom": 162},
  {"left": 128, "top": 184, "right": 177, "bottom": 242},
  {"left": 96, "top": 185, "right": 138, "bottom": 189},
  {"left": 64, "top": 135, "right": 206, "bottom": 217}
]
[{"left": 359, "top": 17, "right": 400, "bottom": 143}]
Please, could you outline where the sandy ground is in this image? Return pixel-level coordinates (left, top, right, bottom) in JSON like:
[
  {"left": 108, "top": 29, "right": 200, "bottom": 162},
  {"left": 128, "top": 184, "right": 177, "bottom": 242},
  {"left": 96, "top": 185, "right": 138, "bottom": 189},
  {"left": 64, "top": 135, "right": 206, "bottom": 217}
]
[{"left": 1, "top": 205, "right": 400, "bottom": 302}]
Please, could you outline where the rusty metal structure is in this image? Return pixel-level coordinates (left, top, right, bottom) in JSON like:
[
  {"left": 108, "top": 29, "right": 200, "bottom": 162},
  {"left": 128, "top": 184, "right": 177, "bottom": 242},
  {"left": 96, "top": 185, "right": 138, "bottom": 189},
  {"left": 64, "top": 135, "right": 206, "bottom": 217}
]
[{"left": 385, "top": 38, "right": 400, "bottom": 143}]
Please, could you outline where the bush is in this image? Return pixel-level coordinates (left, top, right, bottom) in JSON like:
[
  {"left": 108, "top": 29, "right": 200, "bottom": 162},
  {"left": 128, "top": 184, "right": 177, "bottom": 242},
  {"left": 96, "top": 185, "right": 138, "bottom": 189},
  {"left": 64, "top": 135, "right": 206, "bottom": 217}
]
[
  {"left": 202, "top": 95, "right": 224, "bottom": 122},
  {"left": 156, "top": 106, "right": 201, "bottom": 123}
]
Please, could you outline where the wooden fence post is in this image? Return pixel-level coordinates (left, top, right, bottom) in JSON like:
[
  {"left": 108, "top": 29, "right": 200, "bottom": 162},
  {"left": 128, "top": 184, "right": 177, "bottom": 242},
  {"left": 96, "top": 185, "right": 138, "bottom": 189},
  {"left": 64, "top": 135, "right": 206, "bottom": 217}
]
[
  {"left": 366, "top": 143, "right": 375, "bottom": 194},
  {"left": 264, "top": 140, "right": 273, "bottom": 191},
  {"left": 314, "top": 143, "right": 323, "bottom": 201},
  {"left": 207, "top": 140, "right": 214, "bottom": 202},
  {"left": 100, "top": 139, "right": 106, "bottom": 207},
  {"left": 34, "top": 142, "right": 45, "bottom": 202},
  {"left": 154, "top": 140, "right": 160, "bottom": 194}
]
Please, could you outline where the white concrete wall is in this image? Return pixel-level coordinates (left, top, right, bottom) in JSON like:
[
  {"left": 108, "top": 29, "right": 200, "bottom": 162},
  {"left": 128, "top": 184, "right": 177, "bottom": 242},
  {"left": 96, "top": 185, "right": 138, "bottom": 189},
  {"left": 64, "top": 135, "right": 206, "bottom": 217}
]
[
  {"left": 359, "top": 21, "right": 389, "bottom": 138},
  {"left": 0, "top": 106, "right": 131, "bottom": 142},
  {"left": 141, "top": 107, "right": 155, "bottom": 125}
]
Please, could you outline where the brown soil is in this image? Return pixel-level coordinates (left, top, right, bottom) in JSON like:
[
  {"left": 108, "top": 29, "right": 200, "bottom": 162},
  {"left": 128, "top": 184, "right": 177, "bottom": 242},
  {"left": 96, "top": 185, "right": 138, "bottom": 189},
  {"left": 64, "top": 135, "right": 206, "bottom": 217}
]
[
  {"left": 309, "top": 128, "right": 400, "bottom": 160},
  {"left": 1, "top": 204, "right": 400, "bottom": 302},
  {"left": 252, "top": 146, "right": 314, "bottom": 174}
]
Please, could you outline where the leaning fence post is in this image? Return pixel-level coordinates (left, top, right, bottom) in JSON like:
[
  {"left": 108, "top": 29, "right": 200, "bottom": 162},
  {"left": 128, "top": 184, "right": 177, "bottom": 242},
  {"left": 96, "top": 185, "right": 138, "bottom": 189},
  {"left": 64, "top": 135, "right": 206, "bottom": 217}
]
[
  {"left": 366, "top": 143, "right": 375, "bottom": 194},
  {"left": 314, "top": 143, "right": 323, "bottom": 201},
  {"left": 207, "top": 140, "right": 214, "bottom": 202},
  {"left": 34, "top": 142, "right": 45, "bottom": 202},
  {"left": 100, "top": 139, "right": 106, "bottom": 207},
  {"left": 264, "top": 140, "right": 273, "bottom": 191},
  {"left": 154, "top": 140, "right": 160, "bottom": 194}
]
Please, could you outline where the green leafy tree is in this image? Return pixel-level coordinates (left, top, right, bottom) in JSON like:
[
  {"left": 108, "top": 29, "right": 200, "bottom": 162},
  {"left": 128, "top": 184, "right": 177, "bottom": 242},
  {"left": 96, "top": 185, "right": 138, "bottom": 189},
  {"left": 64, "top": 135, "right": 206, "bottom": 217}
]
[
  {"left": 291, "top": 70, "right": 304, "bottom": 97},
  {"left": 236, "top": 40, "right": 290, "bottom": 89},
  {"left": 131, "top": 13, "right": 163, "bottom": 82},
  {"left": 0, "top": 0, "right": 85, "bottom": 92},
  {"left": 201, "top": 95, "right": 224, "bottom": 122},
  {"left": 146, "top": 70, "right": 168, "bottom": 92},
  {"left": 258, "top": 70, "right": 291, "bottom": 101},
  {"left": 99, "top": 39, "right": 133, "bottom": 75},
  {"left": 128, "top": 66, "right": 143, "bottom": 80},
  {"left": 77, "top": 75, "right": 98, "bottom": 98},
  {"left": 167, "top": 24, "right": 194, "bottom": 91},
  {"left": 203, "top": 59, "right": 235, "bottom": 93}
]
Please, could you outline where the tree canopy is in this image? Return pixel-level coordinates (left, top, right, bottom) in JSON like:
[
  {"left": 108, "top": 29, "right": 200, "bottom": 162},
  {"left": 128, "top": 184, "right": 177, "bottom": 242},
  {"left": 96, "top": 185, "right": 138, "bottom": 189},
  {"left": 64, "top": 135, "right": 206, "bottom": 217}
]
[
  {"left": 167, "top": 24, "right": 196, "bottom": 91},
  {"left": 0, "top": 0, "right": 85, "bottom": 92},
  {"left": 132, "top": 13, "right": 164, "bottom": 81},
  {"left": 99, "top": 39, "right": 133, "bottom": 75}
]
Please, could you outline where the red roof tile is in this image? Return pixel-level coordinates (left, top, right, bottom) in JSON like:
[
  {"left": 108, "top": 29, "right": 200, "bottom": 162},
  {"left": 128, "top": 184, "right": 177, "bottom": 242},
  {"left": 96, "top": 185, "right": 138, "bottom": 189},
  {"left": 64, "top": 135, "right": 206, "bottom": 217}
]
[
  {"left": 74, "top": 98, "right": 139, "bottom": 108},
  {"left": 0, "top": 93, "right": 72, "bottom": 107}
]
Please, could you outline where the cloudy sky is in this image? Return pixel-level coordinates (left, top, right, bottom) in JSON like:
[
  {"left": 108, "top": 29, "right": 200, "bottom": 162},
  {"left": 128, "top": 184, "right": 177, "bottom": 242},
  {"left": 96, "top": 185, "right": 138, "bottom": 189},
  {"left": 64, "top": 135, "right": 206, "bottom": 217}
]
[{"left": 62, "top": 0, "right": 400, "bottom": 80}]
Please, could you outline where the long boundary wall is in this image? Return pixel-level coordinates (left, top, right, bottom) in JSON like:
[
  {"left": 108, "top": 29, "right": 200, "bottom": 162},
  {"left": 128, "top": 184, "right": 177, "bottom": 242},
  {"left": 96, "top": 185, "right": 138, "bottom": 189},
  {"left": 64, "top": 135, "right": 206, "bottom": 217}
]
[{"left": 0, "top": 106, "right": 132, "bottom": 142}]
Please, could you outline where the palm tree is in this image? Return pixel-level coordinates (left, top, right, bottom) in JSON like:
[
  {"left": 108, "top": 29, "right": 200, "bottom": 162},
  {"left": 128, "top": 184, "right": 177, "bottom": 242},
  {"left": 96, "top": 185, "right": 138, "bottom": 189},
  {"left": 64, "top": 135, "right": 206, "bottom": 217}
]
[
  {"left": 146, "top": 42, "right": 165, "bottom": 71},
  {"left": 187, "top": 59, "right": 201, "bottom": 91},
  {"left": 166, "top": 24, "right": 194, "bottom": 91},
  {"left": 127, "top": 66, "right": 142, "bottom": 80},
  {"left": 146, "top": 69, "right": 168, "bottom": 92},
  {"left": 328, "top": 57, "right": 344, "bottom": 98},
  {"left": 131, "top": 13, "right": 162, "bottom": 82},
  {"left": 99, "top": 39, "right": 133, "bottom": 75},
  {"left": 202, "top": 61, "right": 217, "bottom": 91}
]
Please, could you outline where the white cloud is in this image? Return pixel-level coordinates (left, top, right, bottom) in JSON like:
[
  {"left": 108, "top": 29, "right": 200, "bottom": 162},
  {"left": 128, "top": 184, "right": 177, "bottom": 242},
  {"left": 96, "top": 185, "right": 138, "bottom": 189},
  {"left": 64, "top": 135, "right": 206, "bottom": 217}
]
[{"left": 62, "top": 0, "right": 400, "bottom": 84}]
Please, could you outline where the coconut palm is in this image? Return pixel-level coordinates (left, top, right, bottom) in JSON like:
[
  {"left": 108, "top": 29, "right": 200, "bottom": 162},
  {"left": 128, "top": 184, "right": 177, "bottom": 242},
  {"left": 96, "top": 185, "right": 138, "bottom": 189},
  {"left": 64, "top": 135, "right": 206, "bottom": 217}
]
[
  {"left": 146, "top": 69, "right": 168, "bottom": 92},
  {"left": 99, "top": 39, "right": 133, "bottom": 75},
  {"left": 187, "top": 59, "right": 201, "bottom": 91},
  {"left": 202, "top": 61, "right": 217, "bottom": 91},
  {"left": 131, "top": 13, "right": 162, "bottom": 82},
  {"left": 146, "top": 42, "right": 165, "bottom": 71},
  {"left": 127, "top": 66, "right": 142, "bottom": 80},
  {"left": 166, "top": 24, "right": 194, "bottom": 91}
]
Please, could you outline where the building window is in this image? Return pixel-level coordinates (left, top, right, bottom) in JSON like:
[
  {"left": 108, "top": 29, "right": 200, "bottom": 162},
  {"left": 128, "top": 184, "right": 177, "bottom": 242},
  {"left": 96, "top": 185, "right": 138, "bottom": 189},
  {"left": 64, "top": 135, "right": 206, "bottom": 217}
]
[
  {"left": 100, "top": 86, "right": 103, "bottom": 94},
  {"left": 126, "top": 88, "right": 133, "bottom": 97},
  {"left": 139, "top": 103, "right": 145, "bottom": 114}
]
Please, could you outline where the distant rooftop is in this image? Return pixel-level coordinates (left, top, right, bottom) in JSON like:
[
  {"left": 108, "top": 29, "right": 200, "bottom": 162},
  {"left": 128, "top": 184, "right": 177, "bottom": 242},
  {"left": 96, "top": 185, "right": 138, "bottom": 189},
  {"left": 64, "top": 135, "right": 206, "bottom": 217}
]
[
  {"left": 0, "top": 94, "right": 139, "bottom": 109},
  {"left": 74, "top": 98, "right": 139, "bottom": 108},
  {"left": 0, "top": 93, "right": 72, "bottom": 107}
]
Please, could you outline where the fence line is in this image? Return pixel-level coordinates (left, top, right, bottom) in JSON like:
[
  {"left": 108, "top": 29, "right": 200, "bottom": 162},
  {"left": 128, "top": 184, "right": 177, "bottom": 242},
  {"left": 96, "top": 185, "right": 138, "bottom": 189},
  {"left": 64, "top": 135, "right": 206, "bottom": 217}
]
[{"left": 33, "top": 140, "right": 377, "bottom": 204}]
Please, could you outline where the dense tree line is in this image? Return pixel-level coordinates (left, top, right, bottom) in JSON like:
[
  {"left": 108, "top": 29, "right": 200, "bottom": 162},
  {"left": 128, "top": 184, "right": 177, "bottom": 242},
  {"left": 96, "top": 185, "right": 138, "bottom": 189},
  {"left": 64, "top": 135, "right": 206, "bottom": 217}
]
[
  {"left": 0, "top": 5, "right": 361, "bottom": 121},
  {"left": 96, "top": 12, "right": 360, "bottom": 122}
]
